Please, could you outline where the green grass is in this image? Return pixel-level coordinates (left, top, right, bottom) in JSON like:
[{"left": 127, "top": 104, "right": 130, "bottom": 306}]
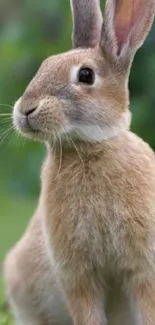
[
  {"left": 0, "top": 192, "right": 36, "bottom": 325},
  {"left": 0, "top": 304, "right": 13, "bottom": 325}
]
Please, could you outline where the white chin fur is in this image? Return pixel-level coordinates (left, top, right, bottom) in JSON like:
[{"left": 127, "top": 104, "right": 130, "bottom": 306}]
[{"left": 64, "top": 111, "right": 131, "bottom": 143}]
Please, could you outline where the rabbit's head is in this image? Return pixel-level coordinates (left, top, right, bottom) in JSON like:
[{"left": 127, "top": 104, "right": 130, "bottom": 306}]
[{"left": 13, "top": 0, "right": 155, "bottom": 144}]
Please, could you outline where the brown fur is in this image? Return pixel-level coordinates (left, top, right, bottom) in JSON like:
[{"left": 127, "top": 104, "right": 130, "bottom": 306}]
[
  {"left": 3, "top": 0, "right": 155, "bottom": 324},
  {"left": 71, "top": 0, "right": 102, "bottom": 48}
]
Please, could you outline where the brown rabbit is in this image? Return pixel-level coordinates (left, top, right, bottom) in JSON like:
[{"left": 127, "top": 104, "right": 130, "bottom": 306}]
[{"left": 4, "top": 0, "right": 155, "bottom": 324}]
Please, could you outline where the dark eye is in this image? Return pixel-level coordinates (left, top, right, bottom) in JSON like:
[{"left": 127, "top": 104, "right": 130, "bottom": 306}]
[{"left": 78, "top": 67, "right": 95, "bottom": 85}]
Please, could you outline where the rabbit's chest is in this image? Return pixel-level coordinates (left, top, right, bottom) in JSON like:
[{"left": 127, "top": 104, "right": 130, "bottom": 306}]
[
  {"left": 44, "top": 182, "right": 129, "bottom": 276},
  {"left": 43, "top": 157, "right": 154, "bottom": 280}
]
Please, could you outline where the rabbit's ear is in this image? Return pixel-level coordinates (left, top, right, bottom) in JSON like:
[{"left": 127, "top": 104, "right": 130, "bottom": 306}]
[
  {"left": 100, "top": 0, "right": 155, "bottom": 63},
  {"left": 70, "top": 0, "right": 103, "bottom": 48}
]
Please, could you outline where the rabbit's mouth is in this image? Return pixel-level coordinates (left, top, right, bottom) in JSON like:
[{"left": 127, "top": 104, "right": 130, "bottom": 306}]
[
  {"left": 13, "top": 96, "right": 67, "bottom": 142},
  {"left": 13, "top": 101, "right": 46, "bottom": 141},
  {"left": 13, "top": 108, "right": 40, "bottom": 134},
  {"left": 13, "top": 112, "right": 45, "bottom": 140},
  {"left": 13, "top": 98, "right": 47, "bottom": 141}
]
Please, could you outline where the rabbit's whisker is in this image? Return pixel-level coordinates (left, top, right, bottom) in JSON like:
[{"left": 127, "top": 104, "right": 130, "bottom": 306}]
[
  {"left": 61, "top": 127, "right": 85, "bottom": 169},
  {"left": 54, "top": 130, "right": 63, "bottom": 180},
  {"left": 0, "top": 118, "right": 12, "bottom": 126},
  {"left": 69, "top": 135, "right": 85, "bottom": 169},
  {"left": 0, "top": 126, "right": 15, "bottom": 147},
  {"left": 61, "top": 128, "right": 72, "bottom": 148},
  {"left": 0, "top": 103, "right": 13, "bottom": 109},
  {"left": 0, "top": 113, "right": 12, "bottom": 116},
  {"left": 0, "top": 122, "right": 14, "bottom": 134},
  {"left": 0, "top": 125, "right": 14, "bottom": 136}
]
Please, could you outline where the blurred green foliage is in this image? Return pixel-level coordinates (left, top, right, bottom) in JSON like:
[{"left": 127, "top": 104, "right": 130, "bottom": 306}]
[{"left": 0, "top": 0, "right": 72, "bottom": 199}]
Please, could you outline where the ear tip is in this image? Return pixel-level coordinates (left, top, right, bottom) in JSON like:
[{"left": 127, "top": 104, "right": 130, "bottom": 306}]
[
  {"left": 100, "top": 0, "right": 155, "bottom": 61},
  {"left": 70, "top": 0, "right": 103, "bottom": 49}
]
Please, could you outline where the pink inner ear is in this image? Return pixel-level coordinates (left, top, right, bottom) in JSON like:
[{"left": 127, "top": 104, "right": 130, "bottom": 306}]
[{"left": 115, "top": 0, "right": 142, "bottom": 55}]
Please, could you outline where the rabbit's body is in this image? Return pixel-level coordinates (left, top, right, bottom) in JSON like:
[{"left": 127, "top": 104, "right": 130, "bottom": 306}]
[
  {"left": 5, "top": 131, "right": 155, "bottom": 324},
  {"left": 41, "top": 131, "right": 155, "bottom": 324},
  {"left": 4, "top": 211, "right": 72, "bottom": 325},
  {"left": 4, "top": 203, "right": 133, "bottom": 325},
  {"left": 3, "top": 0, "right": 155, "bottom": 324},
  {"left": 42, "top": 131, "right": 155, "bottom": 291}
]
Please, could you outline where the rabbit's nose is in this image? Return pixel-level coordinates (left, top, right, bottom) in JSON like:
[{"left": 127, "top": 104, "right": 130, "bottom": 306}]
[{"left": 25, "top": 107, "right": 37, "bottom": 116}]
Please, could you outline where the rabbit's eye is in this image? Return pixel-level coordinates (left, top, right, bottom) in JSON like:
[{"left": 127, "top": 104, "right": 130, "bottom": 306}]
[{"left": 78, "top": 68, "right": 95, "bottom": 85}]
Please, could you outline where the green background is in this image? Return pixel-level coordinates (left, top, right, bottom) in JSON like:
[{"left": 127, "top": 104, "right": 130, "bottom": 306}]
[{"left": 0, "top": 0, "right": 155, "bottom": 323}]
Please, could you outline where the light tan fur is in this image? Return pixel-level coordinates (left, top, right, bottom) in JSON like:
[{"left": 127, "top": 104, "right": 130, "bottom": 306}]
[{"left": 3, "top": 0, "right": 155, "bottom": 324}]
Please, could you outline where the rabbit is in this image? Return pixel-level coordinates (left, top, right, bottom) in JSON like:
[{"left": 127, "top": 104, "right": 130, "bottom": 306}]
[
  {"left": 4, "top": 208, "right": 72, "bottom": 325},
  {"left": 3, "top": 0, "right": 155, "bottom": 324},
  {"left": 4, "top": 202, "right": 133, "bottom": 325}
]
